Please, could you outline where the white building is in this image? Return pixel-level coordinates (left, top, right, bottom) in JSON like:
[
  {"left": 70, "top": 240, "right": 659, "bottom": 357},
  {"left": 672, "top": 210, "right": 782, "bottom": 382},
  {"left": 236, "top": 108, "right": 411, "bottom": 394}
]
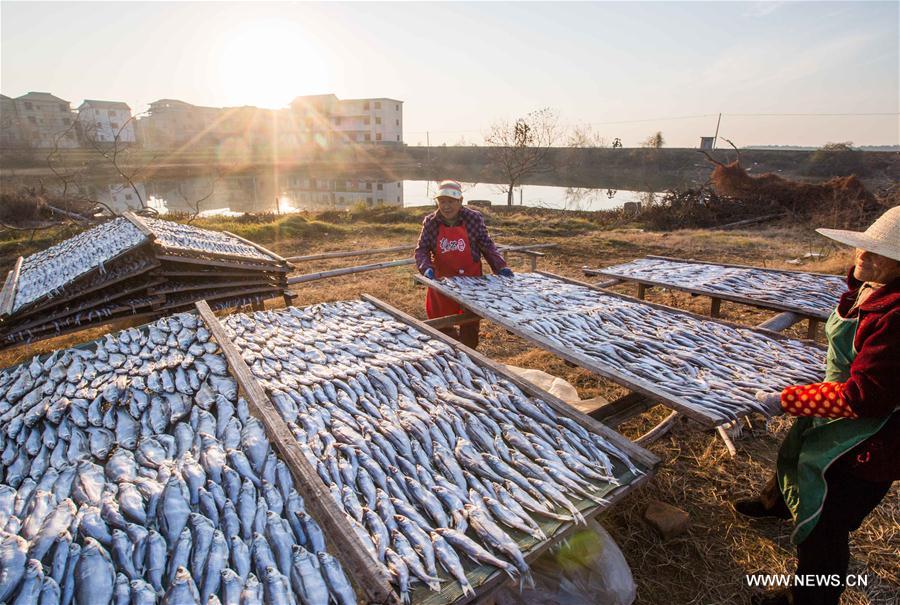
[
  {"left": 331, "top": 97, "right": 403, "bottom": 145},
  {"left": 77, "top": 100, "right": 135, "bottom": 144},
  {"left": 288, "top": 95, "right": 403, "bottom": 147}
]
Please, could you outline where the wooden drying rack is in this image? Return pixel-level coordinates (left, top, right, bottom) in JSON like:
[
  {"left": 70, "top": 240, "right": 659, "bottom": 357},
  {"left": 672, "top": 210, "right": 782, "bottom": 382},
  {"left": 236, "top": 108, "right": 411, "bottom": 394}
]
[
  {"left": 195, "top": 296, "right": 658, "bottom": 605},
  {"left": 415, "top": 270, "right": 827, "bottom": 454},
  {"left": 583, "top": 255, "right": 844, "bottom": 340}
]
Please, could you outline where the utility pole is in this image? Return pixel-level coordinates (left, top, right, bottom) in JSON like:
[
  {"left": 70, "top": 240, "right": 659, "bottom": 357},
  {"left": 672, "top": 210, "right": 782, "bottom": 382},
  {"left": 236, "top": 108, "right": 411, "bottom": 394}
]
[
  {"left": 426, "top": 131, "right": 430, "bottom": 165},
  {"left": 713, "top": 113, "right": 722, "bottom": 148}
]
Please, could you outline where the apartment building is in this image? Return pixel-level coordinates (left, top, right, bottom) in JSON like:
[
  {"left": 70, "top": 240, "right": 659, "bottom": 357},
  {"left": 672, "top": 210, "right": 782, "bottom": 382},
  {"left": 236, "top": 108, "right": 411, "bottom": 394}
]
[
  {"left": 77, "top": 100, "right": 136, "bottom": 144},
  {"left": 139, "top": 99, "right": 222, "bottom": 149},
  {"left": 0, "top": 95, "right": 24, "bottom": 147},
  {"left": 9, "top": 92, "right": 78, "bottom": 148},
  {"left": 287, "top": 94, "right": 403, "bottom": 147}
]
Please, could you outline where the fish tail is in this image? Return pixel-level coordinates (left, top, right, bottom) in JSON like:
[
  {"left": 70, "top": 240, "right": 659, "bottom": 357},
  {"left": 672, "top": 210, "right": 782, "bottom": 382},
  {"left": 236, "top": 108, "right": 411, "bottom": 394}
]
[
  {"left": 427, "top": 580, "right": 441, "bottom": 592},
  {"left": 462, "top": 579, "right": 476, "bottom": 597}
]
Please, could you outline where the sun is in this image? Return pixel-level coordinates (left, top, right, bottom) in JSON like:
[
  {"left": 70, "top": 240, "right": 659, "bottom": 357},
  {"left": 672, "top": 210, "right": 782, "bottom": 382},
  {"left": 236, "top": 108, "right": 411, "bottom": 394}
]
[{"left": 215, "top": 19, "right": 333, "bottom": 109}]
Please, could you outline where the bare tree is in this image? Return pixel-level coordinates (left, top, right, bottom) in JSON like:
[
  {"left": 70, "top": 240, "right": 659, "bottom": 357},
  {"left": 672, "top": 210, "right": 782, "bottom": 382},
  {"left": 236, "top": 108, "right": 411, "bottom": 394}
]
[
  {"left": 642, "top": 131, "right": 665, "bottom": 149},
  {"left": 566, "top": 123, "right": 607, "bottom": 148},
  {"left": 484, "top": 107, "right": 559, "bottom": 206}
]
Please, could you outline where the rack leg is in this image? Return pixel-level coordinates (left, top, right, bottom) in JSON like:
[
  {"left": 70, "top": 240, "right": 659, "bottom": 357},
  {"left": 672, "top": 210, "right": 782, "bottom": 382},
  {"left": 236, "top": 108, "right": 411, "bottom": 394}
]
[
  {"left": 710, "top": 297, "right": 722, "bottom": 318},
  {"left": 806, "top": 319, "right": 819, "bottom": 340},
  {"left": 637, "top": 283, "right": 647, "bottom": 299},
  {"left": 717, "top": 425, "right": 738, "bottom": 457}
]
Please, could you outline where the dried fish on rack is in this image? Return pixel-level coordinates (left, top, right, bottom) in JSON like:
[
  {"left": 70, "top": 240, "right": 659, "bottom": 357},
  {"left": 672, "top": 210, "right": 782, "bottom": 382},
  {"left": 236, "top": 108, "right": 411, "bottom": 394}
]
[
  {"left": 221, "top": 300, "right": 647, "bottom": 602},
  {"left": 0, "top": 312, "right": 352, "bottom": 605},
  {"left": 593, "top": 257, "right": 845, "bottom": 319},
  {"left": 0, "top": 216, "right": 291, "bottom": 347},
  {"left": 9, "top": 218, "right": 147, "bottom": 315},
  {"left": 429, "top": 273, "right": 826, "bottom": 424}
]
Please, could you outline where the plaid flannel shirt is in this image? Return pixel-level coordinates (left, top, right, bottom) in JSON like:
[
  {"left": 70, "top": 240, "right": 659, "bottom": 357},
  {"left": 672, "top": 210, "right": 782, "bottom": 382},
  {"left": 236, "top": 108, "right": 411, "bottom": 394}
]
[{"left": 415, "top": 206, "right": 507, "bottom": 274}]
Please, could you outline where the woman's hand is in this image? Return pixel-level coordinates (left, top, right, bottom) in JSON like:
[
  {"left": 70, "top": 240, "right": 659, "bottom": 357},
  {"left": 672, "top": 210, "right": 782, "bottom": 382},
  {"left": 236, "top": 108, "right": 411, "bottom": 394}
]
[{"left": 755, "top": 390, "right": 784, "bottom": 416}]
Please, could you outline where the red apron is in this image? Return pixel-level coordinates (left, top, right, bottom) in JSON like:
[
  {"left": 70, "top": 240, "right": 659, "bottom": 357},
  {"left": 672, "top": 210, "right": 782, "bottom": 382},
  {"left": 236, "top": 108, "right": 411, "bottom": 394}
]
[{"left": 425, "top": 222, "right": 482, "bottom": 319}]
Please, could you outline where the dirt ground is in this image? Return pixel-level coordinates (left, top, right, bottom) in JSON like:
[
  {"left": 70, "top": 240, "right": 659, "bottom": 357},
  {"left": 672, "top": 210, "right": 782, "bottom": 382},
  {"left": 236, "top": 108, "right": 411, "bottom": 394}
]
[{"left": 0, "top": 208, "right": 896, "bottom": 604}]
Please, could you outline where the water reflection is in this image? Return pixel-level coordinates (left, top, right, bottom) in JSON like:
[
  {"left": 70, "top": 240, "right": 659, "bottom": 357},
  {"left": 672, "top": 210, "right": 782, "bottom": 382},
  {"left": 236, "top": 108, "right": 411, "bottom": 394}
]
[
  {"left": 10, "top": 170, "right": 659, "bottom": 215},
  {"left": 61, "top": 172, "right": 406, "bottom": 215}
]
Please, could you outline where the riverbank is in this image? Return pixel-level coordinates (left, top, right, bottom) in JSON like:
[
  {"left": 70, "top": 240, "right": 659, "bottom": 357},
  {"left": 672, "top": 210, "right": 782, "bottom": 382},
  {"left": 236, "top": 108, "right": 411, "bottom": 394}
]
[
  {"left": 3, "top": 146, "right": 897, "bottom": 192},
  {"left": 0, "top": 208, "right": 896, "bottom": 604}
]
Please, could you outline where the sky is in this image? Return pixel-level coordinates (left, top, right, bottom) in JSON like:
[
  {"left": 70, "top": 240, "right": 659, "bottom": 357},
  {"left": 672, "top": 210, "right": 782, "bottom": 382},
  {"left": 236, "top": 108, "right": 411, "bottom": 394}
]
[{"left": 1, "top": 1, "right": 897, "bottom": 147}]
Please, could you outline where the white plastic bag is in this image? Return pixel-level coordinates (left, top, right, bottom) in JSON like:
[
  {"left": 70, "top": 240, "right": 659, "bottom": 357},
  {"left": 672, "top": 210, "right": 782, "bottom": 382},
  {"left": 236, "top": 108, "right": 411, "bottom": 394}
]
[{"left": 493, "top": 520, "right": 636, "bottom": 605}]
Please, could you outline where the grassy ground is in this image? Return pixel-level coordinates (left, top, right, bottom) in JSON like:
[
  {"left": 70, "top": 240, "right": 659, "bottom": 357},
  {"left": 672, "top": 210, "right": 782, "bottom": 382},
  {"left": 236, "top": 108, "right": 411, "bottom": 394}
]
[{"left": 0, "top": 207, "right": 896, "bottom": 604}]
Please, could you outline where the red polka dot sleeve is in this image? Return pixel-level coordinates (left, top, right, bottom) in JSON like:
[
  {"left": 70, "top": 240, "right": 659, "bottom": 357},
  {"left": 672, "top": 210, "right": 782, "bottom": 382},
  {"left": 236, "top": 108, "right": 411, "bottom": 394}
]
[{"left": 780, "top": 382, "right": 858, "bottom": 419}]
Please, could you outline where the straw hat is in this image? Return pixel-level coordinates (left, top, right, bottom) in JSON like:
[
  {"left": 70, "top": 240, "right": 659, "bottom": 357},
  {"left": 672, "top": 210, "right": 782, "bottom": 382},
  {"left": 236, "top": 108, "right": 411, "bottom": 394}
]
[{"left": 816, "top": 206, "right": 900, "bottom": 262}]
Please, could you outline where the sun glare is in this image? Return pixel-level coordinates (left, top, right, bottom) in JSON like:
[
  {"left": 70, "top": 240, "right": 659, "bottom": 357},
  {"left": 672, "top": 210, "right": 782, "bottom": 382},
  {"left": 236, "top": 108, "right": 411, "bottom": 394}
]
[{"left": 215, "top": 19, "right": 333, "bottom": 108}]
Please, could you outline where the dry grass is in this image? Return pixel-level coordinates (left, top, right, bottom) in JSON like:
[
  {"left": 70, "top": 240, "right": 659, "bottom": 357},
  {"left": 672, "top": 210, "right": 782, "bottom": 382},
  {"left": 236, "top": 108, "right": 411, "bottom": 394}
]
[{"left": 0, "top": 208, "right": 896, "bottom": 604}]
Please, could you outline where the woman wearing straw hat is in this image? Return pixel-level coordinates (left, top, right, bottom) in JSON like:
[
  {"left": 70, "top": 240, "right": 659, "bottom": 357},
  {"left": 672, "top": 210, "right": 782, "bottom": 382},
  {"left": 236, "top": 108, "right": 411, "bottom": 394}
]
[
  {"left": 415, "top": 180, "right": 513, "bottom": 349},
  {"left": 738, "top": 206, "right": 899, "bottom": 605}
]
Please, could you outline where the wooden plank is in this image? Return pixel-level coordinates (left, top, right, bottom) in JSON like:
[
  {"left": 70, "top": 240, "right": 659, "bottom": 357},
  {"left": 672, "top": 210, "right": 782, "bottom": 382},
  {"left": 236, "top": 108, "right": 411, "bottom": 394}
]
[
  {"left": 3, "top": 298, "right": 164, "bottom": 343},
  {"left": 286, "top": 243, "right": 556, "bottom": 287},
  {"left": 423, "top": 311, "right": 481, "bottom": 330},
  {"left": 414, "top": 274, "right": 718, "bottom": 426},
  {"left": 156, "top": 244, "right": 286, "bottom": 267},
  {"left": 161, "top": 269, "right": 274, "bottom": 278},
  {"left": 288, "top": 258, "right": 413, "bottom": 285},
  {"left": 2, "top": 279, "right": 166, "bottom": 334},
  {"left": 156, "top": 285, "right": 285, "bottom": 311},
  {"left": 122, "top": 211, "right": 157, "bottom": 239},
  {"left": 590, "top": 269, "right": 831, "bottom": 321},
  {"left": 363, "top": 294, "right": 660, "bottom": 469},
  {"left": 223, "top": 230, "right": 291, "bottom": 265},
  {"left": 157, "top": 254, "right": 289, "bottom": 273},
  {"left": 644, "top": 254, "right": 841, "bottom": 278},
  {"left": 806, "top": 318, "right": 820, "bottom": 341},
  {"left": 0, "top": 257, "right": 23, "bottom": 317},
  {"left": 0, "top": 310, "right": 162, "bottom": 351},
  {"left": 635, "top": 411, "right": 681, "bottom": 445},
  {"left": 195, "top": 300, "right": 399, "bottom": 605},
  {"left": 286, "top": 244, "right": 415, "bottom": 263},
  {"left": 758, "top": 311, "right": 804, "bottom": 333},
  {"left": 590, "top": 392, "right": 655, "bottom": 427},
  {"left": 151, "top": 278, "right": 278, "bottom": 296}
]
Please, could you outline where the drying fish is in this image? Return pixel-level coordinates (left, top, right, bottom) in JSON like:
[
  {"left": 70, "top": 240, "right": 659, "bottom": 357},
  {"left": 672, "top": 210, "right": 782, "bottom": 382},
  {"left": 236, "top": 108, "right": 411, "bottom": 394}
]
[
  {"left": 595, "top": 257, "right": 843, "bottom": 319},
  {"left": 432, "top": 273, "right": 825, "bottom": 423}
]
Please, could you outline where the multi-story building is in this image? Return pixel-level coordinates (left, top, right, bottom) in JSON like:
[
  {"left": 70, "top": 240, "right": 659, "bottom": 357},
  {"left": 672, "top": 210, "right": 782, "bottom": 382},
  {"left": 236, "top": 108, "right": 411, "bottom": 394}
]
[
  {"left": 0, "top": 94, "right": 24, "bottom": 147},
  {"left": 77, "top": 100, "right": 135, "bottom": 145},
  {"left": 10, "top": 92, "right": 78, "bottom": 148},
  {"left": 287, "top": 94, "right": 403, "bottom": 147},
  {"left": 138, "top": 99, "right": 222, "bottom": 149}
]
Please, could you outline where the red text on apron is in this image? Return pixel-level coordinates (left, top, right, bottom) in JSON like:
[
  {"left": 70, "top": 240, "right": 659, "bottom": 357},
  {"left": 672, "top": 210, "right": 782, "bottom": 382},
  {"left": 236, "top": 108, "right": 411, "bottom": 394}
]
[{"left": 425, "top": 222, "right": 482, "bottom": 319}]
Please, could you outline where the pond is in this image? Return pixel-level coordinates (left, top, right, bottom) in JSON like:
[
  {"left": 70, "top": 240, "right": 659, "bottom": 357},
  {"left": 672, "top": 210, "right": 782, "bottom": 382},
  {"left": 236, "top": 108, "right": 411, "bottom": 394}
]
[{"left": 4, "top": 169, "right": 661, "bottom": 215}]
